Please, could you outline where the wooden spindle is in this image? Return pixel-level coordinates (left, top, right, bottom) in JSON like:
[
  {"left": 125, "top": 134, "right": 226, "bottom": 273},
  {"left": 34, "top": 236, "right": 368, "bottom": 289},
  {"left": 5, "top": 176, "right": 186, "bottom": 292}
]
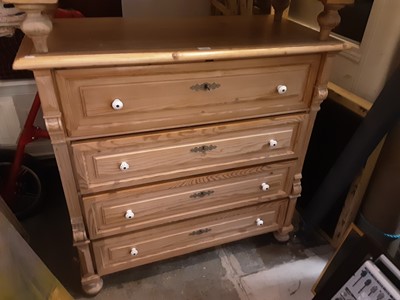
[
  {"left": 3, "top": 0, "right": 57, "bottom": 53},
  {"left": 318, "top": 0, "right": 354, "bottom": 41},
  {"left": 272, "top": 0, "right": 290, "bottom": 22}
]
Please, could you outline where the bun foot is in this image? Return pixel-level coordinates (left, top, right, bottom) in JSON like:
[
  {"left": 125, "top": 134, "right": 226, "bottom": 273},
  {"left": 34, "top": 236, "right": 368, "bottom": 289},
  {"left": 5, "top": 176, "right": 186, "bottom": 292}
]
[
  {"left": 273, "top": 231, "right": 290, "bottom": 242},
  {"left": 82, "top": 274, "right": 103, "bottom": 296},
  {"left": 273, "top": 225, "right": 293, "bottom": 242}
]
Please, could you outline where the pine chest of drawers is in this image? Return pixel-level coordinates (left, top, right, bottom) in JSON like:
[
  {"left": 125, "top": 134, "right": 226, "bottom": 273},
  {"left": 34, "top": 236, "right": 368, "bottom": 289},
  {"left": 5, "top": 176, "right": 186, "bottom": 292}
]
[{"left": 10, "top": 9, "right": 350, "bottom": 294}]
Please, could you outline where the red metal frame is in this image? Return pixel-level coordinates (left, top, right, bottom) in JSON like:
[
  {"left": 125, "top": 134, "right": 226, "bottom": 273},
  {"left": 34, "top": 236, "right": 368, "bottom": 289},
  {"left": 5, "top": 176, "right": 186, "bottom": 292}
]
[
  {"left": 1, "top": 93, "right": 49, "bottom": 204},
  {"left": 1, "top": 8, "right": 82, "bottom": 206}
]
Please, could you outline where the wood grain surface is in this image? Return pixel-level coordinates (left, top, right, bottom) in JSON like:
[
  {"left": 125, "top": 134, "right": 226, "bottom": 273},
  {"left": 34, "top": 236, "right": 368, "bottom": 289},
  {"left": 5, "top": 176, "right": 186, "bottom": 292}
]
[
  {"left": 56, "top": 55, "right": 319, "bottom": 138},
  {"left": 13, "top": 16, "right": 348, "bottom": 69},
  {"left": 83, "top": 161, "right": 296, "bottom": 239},
  {"left": 92, "top": 200, "right": 287, "bottom": 275},
  {"left": 72, "top": 115, "right": 306, "bottom": 193}
]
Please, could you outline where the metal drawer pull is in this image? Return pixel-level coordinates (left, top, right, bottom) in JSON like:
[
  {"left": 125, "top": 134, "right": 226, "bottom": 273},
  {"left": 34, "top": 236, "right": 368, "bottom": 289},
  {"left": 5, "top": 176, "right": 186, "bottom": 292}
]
[
  {"left": 189, "top": 228, "right": 212, "bottom": 236},
  {"left": 261, "top": 183, "right": 270, "bottom": 191},
  {"left": 119, "top": 161, "right": 130, "bottom": 171},
  {"left": 190, "top": 190, "right": 215, "bottom": 199},
  {"left": 269, "top": 139, "right": 278, "bottom": 147},
  {"left": 190, "top": 82, "right": 221, "bottom": 91},
  {"left": 130, "top": 247, "right": 139, "bottom": 256},
  {"left": 111, "top": 98, "right": 124, "bottom": 110},
  {"left": 277, "top": 84, "right": 287, "bottom": 94},
  {"left": 125, "top": 210, "right": 135, "bottom": 219},
  {"left": 190, "top": 144, "right": 217, "bottom": 154},
  {"left": 255, "top": 218, "right": 264, "bottom": 226}
]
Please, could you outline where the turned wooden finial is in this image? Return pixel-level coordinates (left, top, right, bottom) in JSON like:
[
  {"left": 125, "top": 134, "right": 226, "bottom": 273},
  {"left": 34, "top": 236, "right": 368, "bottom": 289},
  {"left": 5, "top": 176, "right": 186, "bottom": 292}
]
[
  {"left": 19, "top": 4, "right": 52, "bottom": 53},
  {"left": 271, "top": 0, "right": 290, "bottom": 22},
  {"left": 318, "top": 0, "right": 353, "bottom": 41},
  {"left": 3, "top": 0, "right": 58, "bottom": 53}
]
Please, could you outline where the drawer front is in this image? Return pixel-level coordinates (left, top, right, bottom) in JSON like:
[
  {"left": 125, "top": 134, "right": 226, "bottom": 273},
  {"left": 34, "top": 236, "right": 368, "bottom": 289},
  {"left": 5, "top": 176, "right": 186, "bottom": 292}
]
[
  {"left": 84, "top": 161, "right": 295, "bottom": 239},
  {"left": 56, "top": 55, "right": 319, "bottom": 138},
  {"left": 73, "top": 115, "right": 307, "bottom": 193},
  {"left": 92, "top": 200, "right": 287, "bottom": 275}
]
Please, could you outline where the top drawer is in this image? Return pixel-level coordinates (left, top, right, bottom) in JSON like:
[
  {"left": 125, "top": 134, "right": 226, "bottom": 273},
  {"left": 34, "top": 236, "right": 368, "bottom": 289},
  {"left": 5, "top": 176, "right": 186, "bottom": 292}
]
[{"left": 56, "top": 55, "right": 320, "bottom": 138}]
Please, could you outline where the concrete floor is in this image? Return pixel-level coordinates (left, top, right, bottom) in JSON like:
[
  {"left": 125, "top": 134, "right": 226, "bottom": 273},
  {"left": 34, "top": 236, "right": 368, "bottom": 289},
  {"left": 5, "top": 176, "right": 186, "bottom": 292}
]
[{"left": 22, "top": 162, "right": 333, "bottom": 300}]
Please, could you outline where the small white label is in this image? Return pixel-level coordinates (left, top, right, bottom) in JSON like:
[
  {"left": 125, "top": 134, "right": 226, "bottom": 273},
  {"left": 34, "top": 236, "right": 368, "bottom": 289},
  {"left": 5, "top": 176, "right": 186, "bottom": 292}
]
[{"left": 197, "top": 47, "right": 212, "bottom": 50}]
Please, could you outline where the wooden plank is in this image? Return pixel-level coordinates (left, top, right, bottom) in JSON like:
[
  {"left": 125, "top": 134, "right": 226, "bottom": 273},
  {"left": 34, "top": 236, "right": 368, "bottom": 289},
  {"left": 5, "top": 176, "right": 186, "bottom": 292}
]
[
  {"left": 312, "top": 224, "right": 363, "bottom": 295},
  {"left": 325, "top": 83, "right": 383, "bottom": 248},
  {"left": 331, "top": 137, "right": 385, "bottom": 247},
  {"left": 328, "top": 82, "right": 372, "bottom": 117}
]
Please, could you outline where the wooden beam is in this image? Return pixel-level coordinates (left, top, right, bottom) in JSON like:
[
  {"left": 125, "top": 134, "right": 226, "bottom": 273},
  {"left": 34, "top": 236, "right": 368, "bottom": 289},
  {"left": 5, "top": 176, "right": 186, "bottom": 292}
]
[
  {"left": 325, "top": 82, "right": 384, "bottom": 248},
  {"left": 331, "top": 137, "right": 385, "bottom": 247},
  {"left": 312, "top": 224, "right": 364, "bottom": 294},
  {"left": 328, "top": 82, "right": 372, "bottom": 117}
]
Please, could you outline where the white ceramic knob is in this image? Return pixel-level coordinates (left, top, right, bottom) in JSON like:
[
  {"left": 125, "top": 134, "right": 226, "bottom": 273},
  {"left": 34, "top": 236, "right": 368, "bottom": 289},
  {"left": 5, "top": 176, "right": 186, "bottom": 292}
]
[
  {"left": 255, "top": 218, "right": 264, "bottom": 226},
  {"left": 119, "top": 161, "right": 129, "bottom": 171},
  {"left": 269, "top": 139, "right": 278, "bottom": 147},
  {"left": 277, "top": 85, "right": 287, "bottom": 94},
  {"left": 111, "top": 98, "right": 124, "bottom": 110},
  {"left": 125, "top": 209, "right": 135, "bottom": 219},
  {"left": 130, "top": 247, "right": 138, "bottom": 256},
  {"left": 261, "top": 183, "right": 270, "bottom": 191}
]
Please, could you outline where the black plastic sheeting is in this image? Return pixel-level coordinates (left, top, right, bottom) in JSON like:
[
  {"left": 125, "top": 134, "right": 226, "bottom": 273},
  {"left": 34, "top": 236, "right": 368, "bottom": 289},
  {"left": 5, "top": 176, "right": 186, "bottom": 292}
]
[{"left": 302, "top": 67, "right": 400, "bottom": 230}]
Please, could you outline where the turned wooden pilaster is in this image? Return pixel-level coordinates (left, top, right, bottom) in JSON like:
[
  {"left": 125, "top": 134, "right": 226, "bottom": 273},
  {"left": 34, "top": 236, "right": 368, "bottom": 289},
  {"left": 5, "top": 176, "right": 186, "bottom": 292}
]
[
  {"left": 33, "top": 69, "right": 103, "bottom": 295},
  {"left": 273, "top": 172, "right": 302, "bottom": 242},
  {"left": 75, "top": 239, "right": 103, "bottom": 295},
  {"left": 271, "top": 0, "right": 290, "bottom": 22},
  {"left": 318, "top": 0, "right": 354, "bottom": 41},
  {"left": 3, "top": 0, "right": 57, "bottom": 53}
]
